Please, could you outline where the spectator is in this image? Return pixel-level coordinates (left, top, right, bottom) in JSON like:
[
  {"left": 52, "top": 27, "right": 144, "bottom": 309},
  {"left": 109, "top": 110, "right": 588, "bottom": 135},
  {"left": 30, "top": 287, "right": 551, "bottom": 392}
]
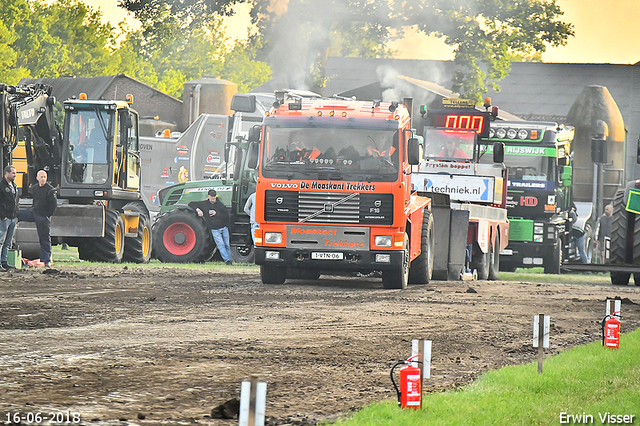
[
  {"left": 0, "top": 165, "right": 19, "bottom": 272},
  {"left": 243, "top": 192, "right": 258, "bottom": 244},
  {"left": 19, "top": 170, "right": 57, "bottom": 268},
  {"left": 569, "top": 202, "right": 588, "bottom": 264},
  {"left": 597, "top": 204, "right": 613, "bottom": 263},
  {"left": 189, "top": 189, "right": 233, "bottom": 265}
]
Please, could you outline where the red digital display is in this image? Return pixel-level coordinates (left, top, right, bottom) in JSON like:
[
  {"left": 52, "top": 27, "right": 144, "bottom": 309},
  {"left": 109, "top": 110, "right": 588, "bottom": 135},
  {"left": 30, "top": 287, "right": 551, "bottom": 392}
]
[{"left": 429, "top": 110, "right": 490, "bottom": 139}]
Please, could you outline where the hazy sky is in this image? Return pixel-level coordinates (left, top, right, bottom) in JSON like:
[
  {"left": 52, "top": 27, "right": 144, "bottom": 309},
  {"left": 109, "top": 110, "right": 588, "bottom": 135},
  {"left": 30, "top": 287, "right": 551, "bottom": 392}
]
[{"left": 86, "top": 0, "right": 640, "bottom": 65}]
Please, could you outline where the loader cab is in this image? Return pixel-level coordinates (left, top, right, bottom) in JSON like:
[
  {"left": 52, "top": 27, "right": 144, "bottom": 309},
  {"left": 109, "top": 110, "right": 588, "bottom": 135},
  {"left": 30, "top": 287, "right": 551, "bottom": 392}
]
[{"left": 61, "top": 96, "right": 140, "bottom": 200}]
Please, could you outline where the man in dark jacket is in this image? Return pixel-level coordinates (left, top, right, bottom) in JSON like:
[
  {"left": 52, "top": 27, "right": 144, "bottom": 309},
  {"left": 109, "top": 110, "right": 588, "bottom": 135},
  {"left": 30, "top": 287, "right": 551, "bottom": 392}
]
[
  {"left": 189, "top": 189, "right": 233, "bottom": 265},
  {"left": 0, "top": 165, "right": 19, "bottom": 271},
  {"left": 19, "top": 170, "right": 57, "bottom": 268}
]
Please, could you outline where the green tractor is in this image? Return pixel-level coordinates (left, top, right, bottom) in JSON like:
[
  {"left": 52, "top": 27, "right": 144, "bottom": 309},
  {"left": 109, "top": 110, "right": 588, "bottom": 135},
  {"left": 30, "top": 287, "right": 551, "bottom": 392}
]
[{"left": 152, "top": 136, "right": 257, "bottom": 263}]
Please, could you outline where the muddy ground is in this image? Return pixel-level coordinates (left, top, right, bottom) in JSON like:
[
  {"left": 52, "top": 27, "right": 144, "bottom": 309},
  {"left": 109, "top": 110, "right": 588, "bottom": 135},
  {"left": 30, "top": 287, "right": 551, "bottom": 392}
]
[{"left": 0, "top": 265, "right": 639, "bottom": 426}]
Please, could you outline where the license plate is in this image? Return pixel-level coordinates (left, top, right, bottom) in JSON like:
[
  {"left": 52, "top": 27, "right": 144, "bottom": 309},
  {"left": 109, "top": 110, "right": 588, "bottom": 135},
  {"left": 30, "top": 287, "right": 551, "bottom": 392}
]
[{"left": 311, "top": 252, "right": 343, "bottom": 260}]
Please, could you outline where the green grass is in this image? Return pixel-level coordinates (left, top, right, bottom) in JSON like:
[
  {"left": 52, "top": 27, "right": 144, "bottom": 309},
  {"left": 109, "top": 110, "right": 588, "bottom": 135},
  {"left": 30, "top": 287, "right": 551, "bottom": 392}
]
[
  {"left": 50, "top": 245, "right": 259, "bottom": 272},
  {"left": 330, "top": 329, "right": 640, "bottom": 426}
]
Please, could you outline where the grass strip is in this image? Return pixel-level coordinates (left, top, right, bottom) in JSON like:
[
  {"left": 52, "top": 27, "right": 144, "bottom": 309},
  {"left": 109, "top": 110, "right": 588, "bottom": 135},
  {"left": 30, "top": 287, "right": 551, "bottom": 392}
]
[{"left": 331, "top": 328, "right": 640, "bottom": 425}]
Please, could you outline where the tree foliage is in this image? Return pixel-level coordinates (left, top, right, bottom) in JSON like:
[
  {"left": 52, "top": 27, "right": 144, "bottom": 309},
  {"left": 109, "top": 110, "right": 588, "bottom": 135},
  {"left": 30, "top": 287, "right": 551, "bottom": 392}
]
[
  {"left": 248, "top": 0, "right": 573, "bottom": 101},
  {"left": 0, "top": 0, "right": 270, "bottom": 99}
]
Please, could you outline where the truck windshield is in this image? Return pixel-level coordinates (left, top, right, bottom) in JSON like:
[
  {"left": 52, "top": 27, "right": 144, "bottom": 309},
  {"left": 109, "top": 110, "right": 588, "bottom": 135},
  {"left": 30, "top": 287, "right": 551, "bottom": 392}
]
[
  {"left": 504, "top": 154, "right": 556, "bottom": 182},
  {"left": 65, "top": 108, "right": 112, "bottom": 184},
  {"left": 422, "top": 128, "right": 475, "bottom": 161},
  {"left": 261, "top": 126, "right": 399, "bottom": 179}
]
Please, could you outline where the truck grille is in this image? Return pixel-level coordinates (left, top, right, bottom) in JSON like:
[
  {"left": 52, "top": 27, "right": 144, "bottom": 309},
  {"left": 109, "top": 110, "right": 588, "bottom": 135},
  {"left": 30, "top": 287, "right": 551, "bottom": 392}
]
[
  {"left": 265, "top": 190, "right": 393, "bottom": 225},
  {"left": 509, "top": 219, "right": 534, "bottom": 242}
]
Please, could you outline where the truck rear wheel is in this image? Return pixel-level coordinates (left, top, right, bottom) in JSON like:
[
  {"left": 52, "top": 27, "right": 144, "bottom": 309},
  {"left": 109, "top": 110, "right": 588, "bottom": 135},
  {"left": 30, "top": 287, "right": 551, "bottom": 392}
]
[
  {"left": 122, "top": 203, "right": 152, "bottom": 264},
  {"left": 610, "top": 189, "right": 631, "bottom": 285},
  {"left": 382, "top": 233, "right": 409, "bottom": 290},
  {"left": 409, "top": 211, "right": 434, "bottom": 284},
  {"left": 261, "top": 264, "right": 286, "bottom": 284},
  {"left": 488, "top": 233, "right": 500, "bottom": 280},
  {"left": 80, "top": 208, "right": 125, "bottom": 263},
  {"left": 152, "top": 209, "right": 214, "bottom": 263},
  {"left": 471, "top": 244, "right": 490, "bottom": 280}
]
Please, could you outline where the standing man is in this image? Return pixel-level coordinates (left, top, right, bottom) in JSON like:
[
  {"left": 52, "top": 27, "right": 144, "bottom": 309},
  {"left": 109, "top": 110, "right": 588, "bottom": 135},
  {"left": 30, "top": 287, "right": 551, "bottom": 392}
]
[
  {"left": 19, "top": 170, "right": 57, "bottom": 268},
  {"left": 189, "top": 189, "right": 233, "bottom": 265},
  {"left": 243, "top": 192, "right": 258, "bottom": 244},
  {"left": 0, "top": 165, "right": 19, "bottom": 271}
]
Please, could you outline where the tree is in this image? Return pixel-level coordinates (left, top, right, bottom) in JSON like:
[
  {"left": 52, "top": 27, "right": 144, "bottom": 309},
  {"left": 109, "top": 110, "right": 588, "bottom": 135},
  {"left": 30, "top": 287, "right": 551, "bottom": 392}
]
[
  {"left": 249, "top": 0, "right": 573, "bottom": 101},
  {"left": 398, "top": 0, "right": 573, "bottom": 101}
]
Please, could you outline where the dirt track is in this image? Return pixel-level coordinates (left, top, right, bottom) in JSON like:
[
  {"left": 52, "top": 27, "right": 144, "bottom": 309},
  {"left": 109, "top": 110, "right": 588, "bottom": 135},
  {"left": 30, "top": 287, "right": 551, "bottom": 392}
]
[{"left": 1, "top": 265, "right": 639, "bottom": 425}]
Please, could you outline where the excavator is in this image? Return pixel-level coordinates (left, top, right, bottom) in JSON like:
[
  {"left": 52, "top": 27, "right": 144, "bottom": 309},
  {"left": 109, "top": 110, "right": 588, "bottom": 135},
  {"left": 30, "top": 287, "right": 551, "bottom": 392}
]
[{"left": 1, "top": 83, "right": 151, "bottom": 263}]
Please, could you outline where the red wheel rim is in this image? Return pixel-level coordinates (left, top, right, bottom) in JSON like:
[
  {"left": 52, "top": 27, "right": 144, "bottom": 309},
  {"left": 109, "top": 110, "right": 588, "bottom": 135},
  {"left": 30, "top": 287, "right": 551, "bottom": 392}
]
[{"left": 163, "top": 222, "right": 196, "bottom": 255}]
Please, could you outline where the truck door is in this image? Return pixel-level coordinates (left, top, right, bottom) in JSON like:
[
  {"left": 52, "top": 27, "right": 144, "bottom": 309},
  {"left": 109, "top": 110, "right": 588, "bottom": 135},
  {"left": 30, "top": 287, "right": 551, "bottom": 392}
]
[{"left": 125, "top": 110, "right": 140, "bottom": 191}]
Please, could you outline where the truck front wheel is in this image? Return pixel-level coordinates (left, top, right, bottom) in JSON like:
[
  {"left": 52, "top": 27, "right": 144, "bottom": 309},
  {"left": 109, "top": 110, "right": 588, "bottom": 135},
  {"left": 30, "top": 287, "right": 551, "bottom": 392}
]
[
  {"left": 409, "top": 211, "right": 434, "bottom": 284},
  {"left": 544, "top": 238, "right": 562, "bottom": 274},
  {"left": 261, "top": 264, "right": 286, "bottom": 284},
  {"left": 382, "top": 233, "right": 409, "bottom": 290}
]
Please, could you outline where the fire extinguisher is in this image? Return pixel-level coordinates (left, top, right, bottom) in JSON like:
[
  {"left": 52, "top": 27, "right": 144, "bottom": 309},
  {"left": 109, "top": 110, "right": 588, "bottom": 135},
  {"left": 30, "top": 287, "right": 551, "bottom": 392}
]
[
  {"left": 390, "top": 355, "right": 422, "bottom": 409},
  {"left": 602, "top": 311, "right": 621, "bottom": 349}
]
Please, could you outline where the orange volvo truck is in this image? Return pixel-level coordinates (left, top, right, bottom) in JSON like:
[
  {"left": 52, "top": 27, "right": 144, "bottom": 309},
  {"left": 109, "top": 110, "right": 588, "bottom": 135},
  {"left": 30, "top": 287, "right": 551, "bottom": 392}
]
[{"left": 246, "top": 93, "right": 434, "bottom": 289}]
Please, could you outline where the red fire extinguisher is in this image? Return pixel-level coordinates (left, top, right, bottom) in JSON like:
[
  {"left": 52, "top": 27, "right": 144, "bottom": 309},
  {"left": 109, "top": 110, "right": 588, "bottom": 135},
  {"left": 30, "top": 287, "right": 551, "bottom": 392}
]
[
  {"left": 390, "top": 355, "right": 422, "bottom": 409},
  {"left": 602, "top": 312, "right": 621, "bottom": 349}
]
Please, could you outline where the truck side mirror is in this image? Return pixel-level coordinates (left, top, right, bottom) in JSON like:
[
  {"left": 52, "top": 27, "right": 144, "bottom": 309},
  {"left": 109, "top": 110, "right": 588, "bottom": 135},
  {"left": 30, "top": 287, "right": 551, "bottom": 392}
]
[
  {"left": 492, "top": 142, "right": 504, "bottom": 163},
  {"left": 407, "top": 137, "right": 420, "bottom": 165},
  {"left": 247, "top": 142, "right": 259, "bottom": 170},
  {"left": 248, "top": 125, "right": 261, "bottom": 143}
]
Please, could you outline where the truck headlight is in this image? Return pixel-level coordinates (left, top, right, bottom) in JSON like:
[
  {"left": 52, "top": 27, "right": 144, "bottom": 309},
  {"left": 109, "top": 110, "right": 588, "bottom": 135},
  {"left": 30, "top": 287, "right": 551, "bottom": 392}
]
[
  {"left": 264, "top": 232, "right": 282, "bottom": 244},
  {"left": 374, "top": 235, "right": 392, "bottom": 247}
]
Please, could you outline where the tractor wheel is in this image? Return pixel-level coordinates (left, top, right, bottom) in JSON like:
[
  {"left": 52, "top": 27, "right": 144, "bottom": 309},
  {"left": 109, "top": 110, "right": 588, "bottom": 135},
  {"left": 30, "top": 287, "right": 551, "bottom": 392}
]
[
  {"left": 87, "top": 208, "right": 125, "bottom": 263},
  {"left": 544, "top": 238, "right": 562, "bottom": 274},
  {"left": 382, "top": 233, "right": 409, "bottom": 290},
  {"left": 260, "top": 264, "right": 286, "bottom": 284},
  {"left": 610, "top": 189, "right": 631, "bottom": 285},
  {"left": 488, "top": 233, "right": 501, "bottom": 280},
  {"left": 409, "top": 210, "right": 435, "bottom": 284},
  {"left": 152, "top": 209, "right": 214, "bottom": 263},
  {"left": 122, "top": 203, "right": 152, "bottom": 264}
]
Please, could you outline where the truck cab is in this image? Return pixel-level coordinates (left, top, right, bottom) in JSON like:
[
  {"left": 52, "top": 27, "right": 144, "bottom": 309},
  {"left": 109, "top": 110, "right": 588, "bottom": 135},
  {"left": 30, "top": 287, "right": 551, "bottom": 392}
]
[{"left": 485, "top": 121, "right": 576, "bottom": 273}]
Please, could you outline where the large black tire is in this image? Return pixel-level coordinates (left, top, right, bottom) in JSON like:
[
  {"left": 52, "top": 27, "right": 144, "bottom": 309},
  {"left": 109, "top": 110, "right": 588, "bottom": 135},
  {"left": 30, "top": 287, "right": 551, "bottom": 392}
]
[
  {"left": 261, "top": 264, "right": 286, "bottom": 284},
  {"left": 409, "top": 210, "right": 435, "bottom": 284},
  {"left": 152, "top": 209, "right": 215, "bottom": 263},
  {"left": 471, "top": 243, "right": 490, "bottom": 280},
  {"left": 122, "top": 203, "right": 152, "bottom": 264},
  {"left": 488, "top": 233, "right": 500, "bottom": 280},
  {"left": 82, "top": 208, "right": 125, "bottom": 263},
  {"left": 230, "top": 243, "right": 255, "bottom": 264},
  {"left": 610, "top": 189, "right": 631, "bottom": 285},
  {"left": 544, "top": 238, "right": 562, "bottom": 274},
  {"left": 382, "top": 233, "right": 409, "bottom": 290}
]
